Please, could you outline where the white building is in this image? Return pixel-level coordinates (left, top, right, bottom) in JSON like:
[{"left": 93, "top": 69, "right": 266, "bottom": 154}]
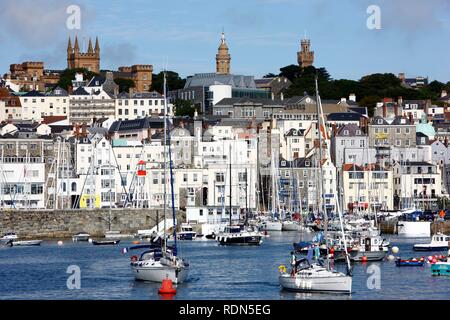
[
  {"left": 115, "top": 91, "right": 173, "bottom": 121},
  {"left": 18, "top": 87, "right": 69, "bottom": 121}
]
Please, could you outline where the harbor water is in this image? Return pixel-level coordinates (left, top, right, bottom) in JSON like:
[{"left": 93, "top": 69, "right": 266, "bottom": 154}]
[{"left": 0, "top": 232, "right": 449, "bottom": 300}]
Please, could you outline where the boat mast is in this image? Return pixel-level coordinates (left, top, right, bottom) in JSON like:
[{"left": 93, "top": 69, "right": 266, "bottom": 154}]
[
  {"left": 229, "top": 143, "right": 232, "bottom": 227},
  {"left": 315, "top": 76, "right": 329, "bottom": 270},
  {"left": 162, "top": 70, "right": 168, "bottom": 255}
]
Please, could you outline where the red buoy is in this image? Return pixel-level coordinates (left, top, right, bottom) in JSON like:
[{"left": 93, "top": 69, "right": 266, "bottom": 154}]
[
  {"left": 158, "top": 279, "right": 176, "bottom": 295},
  {"left": 361, "top": 256, "right": 368, "bottom": 262}
]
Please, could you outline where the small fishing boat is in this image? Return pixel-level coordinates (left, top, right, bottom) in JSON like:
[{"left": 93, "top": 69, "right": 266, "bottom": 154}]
[
  {"left": 92, "top": 239, "right": 120, "bottom": 245},
  {"left": 413, "top": 233, "right": 450, "bottom": 251},
  {"left": 350, "top": 236, "right": 388, "bottom": 261},
  {"left": 72, "top": 232, "right": 91, "bottom": 242},
  {"left": 395, "top": 257, "right": 425, "bottom": 267}
]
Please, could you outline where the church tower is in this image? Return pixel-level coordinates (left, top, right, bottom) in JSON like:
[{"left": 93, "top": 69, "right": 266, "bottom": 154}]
[
  {"left": 67, "top": 36, "right": 100, "bottom": 73},
  {"left": 216, "top": 32, "right": 231, "bottom": 75},
  {"left": 297, "top": 37, "right": 314, "bottom": 69}
]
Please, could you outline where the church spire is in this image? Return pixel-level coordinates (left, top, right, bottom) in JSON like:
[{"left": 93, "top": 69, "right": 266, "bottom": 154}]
[
  {"left": 87, "top": 38, "right": 94, "bottom": 53},
  {"left": 95, "top": 36, "right": 100, "bottom": 53},
  {"left": 67, "top": 36, "right": 73, "bottom": 53},
  {"left": 74, "top": 35, "right": 80, "bottom": 52}
]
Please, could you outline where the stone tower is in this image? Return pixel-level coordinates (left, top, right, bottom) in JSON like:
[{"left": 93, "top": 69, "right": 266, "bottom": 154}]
[
  {"left": 297, "top": 38, "right": 314, "bottom": 69},
  {"left": 67, "top": 36, "right": 100, "bottom": 73},
  {"left": 216, "top": 32, "right": 231, "bottom": 74}
]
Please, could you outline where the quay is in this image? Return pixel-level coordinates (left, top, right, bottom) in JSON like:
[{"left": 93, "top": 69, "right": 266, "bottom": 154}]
[
  {"left": 0, "top": 209, "right": 184, "bottom": 239},
  {"left": 379, "top": 219, "right": 450, "bottom": 235}
]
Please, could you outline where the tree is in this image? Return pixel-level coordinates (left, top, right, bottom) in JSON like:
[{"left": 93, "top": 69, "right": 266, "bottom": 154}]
[
  {"left": 359, "top": 95, "right": 382, "bottom": 117},
  {"left": 174, "top": 99, "right": 198, "bottom": 117},
  {"left": 114, "top": 78, "right": 135, "bottom": 93},
  {"left": 151, "top": 71, "right": 186, "bottom": 93},
  {"left": 263, "top": 73, "right": 277, "bottom": 78},
  {"left": 57, "top": 68, "right": 98, "bottom": 90}
]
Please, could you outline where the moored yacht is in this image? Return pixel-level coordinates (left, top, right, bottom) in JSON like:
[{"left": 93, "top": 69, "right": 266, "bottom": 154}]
[
  {"left": 217, "top": 225, "right": 263, "bottom": 246},
  {"left": 72, "top": 232, "right": 91, "bottom": 242},
  {"left": 279, "top": 257, "right": 352, "bottom": 293}
]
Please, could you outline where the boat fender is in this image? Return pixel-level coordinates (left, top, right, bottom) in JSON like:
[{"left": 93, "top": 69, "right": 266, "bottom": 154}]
[
  {"left": 130, "top": 255, "right": 138, "bottom": 262},
  {"left": 278, "top": 265, "right": 287, "bottom": 274}
]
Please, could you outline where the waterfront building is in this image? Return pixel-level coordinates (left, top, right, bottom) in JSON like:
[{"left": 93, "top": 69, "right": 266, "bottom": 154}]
[{"left": 342, "top": 163, "right": 394, "bottom": 213}]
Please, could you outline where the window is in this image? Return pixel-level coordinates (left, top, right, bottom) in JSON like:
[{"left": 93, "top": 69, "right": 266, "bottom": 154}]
[{"left": 216, "top": 172, "right": 225, "bottom": 182}]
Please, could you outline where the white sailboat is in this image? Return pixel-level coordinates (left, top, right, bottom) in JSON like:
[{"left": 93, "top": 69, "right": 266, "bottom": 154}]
[
  {"left": 127, "top": 71, "right": 189, "bottom": 284},
  {"left": 279, "top": 77, "right": 352, "bottom": 294}
]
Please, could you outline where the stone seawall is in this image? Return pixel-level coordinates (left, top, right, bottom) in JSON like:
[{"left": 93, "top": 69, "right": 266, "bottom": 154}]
[
  {"left": 0, "top": 209, "right": 185, "bottom": 239},
  {"left": 380, "top": 219, "right": 450, "bottom": 235}
]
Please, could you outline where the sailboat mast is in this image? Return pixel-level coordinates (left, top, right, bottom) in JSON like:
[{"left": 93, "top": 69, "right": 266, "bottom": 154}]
[
  {"left": 315, "top": 76, "right": 330, "bottom": 270},
  {"left": 229, "top": 143, "right": 232, "bottom": 227},
  {"left": 162, "top": 71, "right": 168, "bottom": 255}
]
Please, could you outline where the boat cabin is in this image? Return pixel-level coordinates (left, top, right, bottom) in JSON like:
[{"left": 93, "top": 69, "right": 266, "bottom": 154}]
[
  {"left": 224, "top": 226, "right": 242, "bottom": 234},
  {"left": 432, "top": 233, "right": 450, "bottom": 243}
]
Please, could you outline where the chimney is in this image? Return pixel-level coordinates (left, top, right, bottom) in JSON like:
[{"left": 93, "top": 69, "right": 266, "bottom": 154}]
[
  {"left": 408, "top": 113, "right": 413, "bottom": 124},
  {"left": 81, "top": 123, "right": 87, "bottom": 137},
  {"left": 398, "top": 73, "right": 405, "bottom": 83},
  {"left": 129, "top": 87, "right": 134, "bottom": 95},
  {"left": 340, "top": 97, "right": 347, "bottom": 103},
  {"left": 194, "top": 110, "right": 198, "bottom": 119},
  {"left": 349, "top": 93, "right": 356, "bottom": 102},
  {"left": 280, "top": 92, "right": 284, "bottom": 101},
  {"left": 271, "top": 92, "right": 274, "bottom": 100},
  {"left": 442, "top": 90, "right": 448, "bottom": 98},
  {"left": 394, "top": 104, "right": 398, "bottom": 116},
  {"left": 398, "top": 96, "right": 403, "bottom": 105},
  {"left": 383, "top": 104, "right": 387, "bottom": 118},
  {"left": 68, "top": 86, "right": 73, "bottom": 95},
  {"left": 106, "top": 71, "right": 114, "bottom": 81},
  {"left": 445, "top": 137, "right": 449, "bottom": 148}
]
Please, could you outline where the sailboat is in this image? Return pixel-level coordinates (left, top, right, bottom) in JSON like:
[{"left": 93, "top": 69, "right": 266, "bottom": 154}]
[
  {"left": 126, "top": 72, "right": 189, "bottom": 283},
  {"left": 279, "top": 77, "right": 352, "bottom": 293},
  {"left": 217, "top": 146, "right": 263, "bottom": 245}
]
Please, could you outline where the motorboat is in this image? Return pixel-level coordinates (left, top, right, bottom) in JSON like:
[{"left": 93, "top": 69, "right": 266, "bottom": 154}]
[
  {"left": 350, "top": 236, "right": 388, "bottom": 261},
  {"left": 282, "top": 220, "right": 301, "bottom": 231},
  {"left": 91, "top": 239, "right": 120, "bottom": 245},
  {"left": 217, "top": 225, "right": 263, "bottom": 246},
  {"left": 127, "top": 244, "right": 189, "bottom": 283},
  {"left": 72, "top": 232, "right": 90, "bottom": 242},
  {"left": 177, "top": 223, "right": 197, "bottom": 240},
  {"left": 8, "top": 240, "right": 43, "bottom": 247},
  {"left": 104, "top": 230, "right": 134, "bottom": 239},
  {"left": 279, "top": 257, "right": 352, "bottom": 293},
  {"left": 431, "top": 261, "right": 450, "bottom": 276},
  {"left": 413, "top": 233, "right": 450, "bottom": 251},
  {"left": 1, "top": 232, "right": 18, "bottom": 240}
]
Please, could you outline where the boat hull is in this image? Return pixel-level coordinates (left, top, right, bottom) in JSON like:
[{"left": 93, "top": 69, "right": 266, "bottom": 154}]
[
  {"left": 282, "top": 222, "right": 300, "bottom": 231},
  {"left": 131, "top": 264, "right": 189, "bottom": 283},
  {"left": 431, "top": 262, "right": 450, "bottom": 276},
  {"left": 261, "top": 221, "right": 283, "bottom": 231},
  {"left": 279, "top": 274, "right": 352, "bottom": 293},
  {"left": 11, "top": 240, "right": 43, "bottom": 247},
  {"left": 397, "top": 221, "right": 431, "bottom": 237},
  {"left": 92, "top": 240, "right": 120, "bottom": 245},
  {"left": 395, "top": 260, "right": 424, "bottom": 267},
  {"left": 217, "top": 235, "right": 262, "bottom": 246},
  {"left": 413, "top": 245, "right": 449, "bottom": 252},
  {"left": 350, "top": 250, "right": 386, "bottom": 261}
]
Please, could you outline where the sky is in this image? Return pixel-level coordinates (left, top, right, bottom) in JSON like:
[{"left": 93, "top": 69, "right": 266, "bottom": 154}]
[{"left": 0, "top": 0, "right": 449, "bottom": 82}]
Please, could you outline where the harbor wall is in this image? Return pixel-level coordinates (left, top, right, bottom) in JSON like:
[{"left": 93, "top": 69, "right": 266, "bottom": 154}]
[
  {"left": 379, "top": 219, "right": 450, "bottom": 235},
  {"left": 0, "top": 209, "right": 185, "bottom": 239}
]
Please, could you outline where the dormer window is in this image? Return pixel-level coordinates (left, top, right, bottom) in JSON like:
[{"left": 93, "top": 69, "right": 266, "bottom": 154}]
[
  {"left": 377, "top": 119, "right": 383, "bottom": 124},
  {"left": 343, "top": 130, "right": 349, "bottom": 136},
  {"left": 356, "top": 130, "right": 361, "bottom": 135},
  {"left": 281, "top": 161, "right": 286, "bottom": 166}
]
